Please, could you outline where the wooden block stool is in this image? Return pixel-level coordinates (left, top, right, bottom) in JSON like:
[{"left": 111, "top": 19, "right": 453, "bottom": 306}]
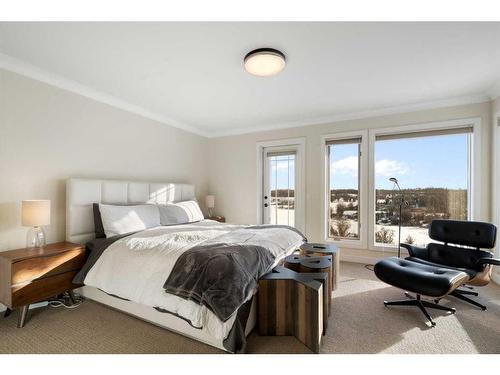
[
  {"left": 284, "top": 254, "right": 332, "bottom": 334},
  {"left": 300, "top": 242, "right": 339, "bottom": 291},
  {"left": 284, "top": 254, "right": 332, "bottom": 319},
  {"left": 258, "top": 267, "right": 327, "bottom": 353}
]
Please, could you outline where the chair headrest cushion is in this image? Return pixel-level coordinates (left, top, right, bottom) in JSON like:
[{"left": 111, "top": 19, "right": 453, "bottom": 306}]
[{"left": 429, "top": 220, "right": 497, "bottom": 248}]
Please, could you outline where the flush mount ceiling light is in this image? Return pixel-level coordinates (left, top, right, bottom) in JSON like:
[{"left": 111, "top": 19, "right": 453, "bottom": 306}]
[{"left": 244, "top": 48, "right": 286, "bottom": 77}]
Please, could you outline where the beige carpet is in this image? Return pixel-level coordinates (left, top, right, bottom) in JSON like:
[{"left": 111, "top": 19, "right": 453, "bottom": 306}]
[{"left": 1, "top": 262, "right": 499, "bottom": 354}]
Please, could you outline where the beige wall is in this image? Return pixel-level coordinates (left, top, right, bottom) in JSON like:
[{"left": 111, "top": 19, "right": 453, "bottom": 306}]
[
  {"left": 207, "top": 101, "right": 493, "bottom": 263},
  {"left": 0, "top": 66, "right": 496, "bottom": 266},
  {"left": 0, "top": 69, "right": 209, "bottom": 251},
  {"left": 493, "top": 97, "right": 500, "bottom": 113}
]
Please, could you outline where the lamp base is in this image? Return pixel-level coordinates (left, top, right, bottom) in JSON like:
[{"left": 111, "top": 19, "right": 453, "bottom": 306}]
[{"left": 26, "top": 226, "right": 46, "bottom": 248}]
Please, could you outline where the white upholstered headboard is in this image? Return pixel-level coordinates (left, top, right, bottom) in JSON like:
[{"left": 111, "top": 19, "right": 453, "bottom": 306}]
[{"left": 66, "top": 178, "right": 196, "bottom": 244}]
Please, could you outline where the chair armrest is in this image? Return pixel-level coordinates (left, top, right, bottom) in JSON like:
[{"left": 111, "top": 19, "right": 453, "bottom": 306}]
[
  {"left": 476, "top": 257, "right": 500, "bottom": 267},
  {"left": 401, "top": 243, "right": 428, "bottom": 259}
]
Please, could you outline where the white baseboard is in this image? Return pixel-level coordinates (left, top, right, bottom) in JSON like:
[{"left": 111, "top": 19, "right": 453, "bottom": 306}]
[{"left": 340, "top": 253, "right": 384, "bottom": 265}]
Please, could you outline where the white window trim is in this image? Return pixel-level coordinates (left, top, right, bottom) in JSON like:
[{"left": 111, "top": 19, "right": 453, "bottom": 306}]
[
  {"left": 321, "top": 130, "right": 368, "bottom": 249},
  {"left": 256, "top": 137, "right": 306, "bottom": 233},
  {"left": 320, "top": 117, "right": 482, "bottom": 252},
  {"left": 368, "top": 117, "right": 482, "bottom": 251}
]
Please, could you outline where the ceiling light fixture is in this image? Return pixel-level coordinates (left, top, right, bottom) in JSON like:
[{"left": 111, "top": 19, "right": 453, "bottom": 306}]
[{"left": 244, "top": 48, "right": 286, "bottom": 77}]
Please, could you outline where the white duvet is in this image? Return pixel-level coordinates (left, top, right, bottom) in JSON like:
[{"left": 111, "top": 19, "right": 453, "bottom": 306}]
[{"left": 84, "top": 220, "right": 303, "bottom": 340}]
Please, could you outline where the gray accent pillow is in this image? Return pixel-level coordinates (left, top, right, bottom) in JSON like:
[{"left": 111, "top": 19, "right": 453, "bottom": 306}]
[{"left": 158, "top": 200, "right": 204, "bottom": 225}]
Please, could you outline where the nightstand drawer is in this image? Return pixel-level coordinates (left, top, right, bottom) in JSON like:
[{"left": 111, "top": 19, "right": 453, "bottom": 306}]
[
  {"left": 11, "top": 249, "right": 86, "bottom": 285},
  {"left": 11, "top": 270, "right": 80, "bottom": 308}
]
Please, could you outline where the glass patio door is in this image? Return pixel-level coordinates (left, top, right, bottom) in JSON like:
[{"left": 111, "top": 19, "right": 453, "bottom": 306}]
[{"left": 263, "top": 148, "right": 297, "bottom": 227}]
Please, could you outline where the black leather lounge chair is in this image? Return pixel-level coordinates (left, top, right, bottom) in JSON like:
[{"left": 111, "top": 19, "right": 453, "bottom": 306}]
[
  {"left": 374, "top": 219, "right": 499, "bottom": 326},
  {"left": 402, "top": 219, "right": 499, "bottom": 310}
]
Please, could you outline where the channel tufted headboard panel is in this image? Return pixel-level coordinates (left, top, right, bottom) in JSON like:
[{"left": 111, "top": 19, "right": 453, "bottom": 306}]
[{"left": 66, "top": 178, "right": 195, "bottom": 244}]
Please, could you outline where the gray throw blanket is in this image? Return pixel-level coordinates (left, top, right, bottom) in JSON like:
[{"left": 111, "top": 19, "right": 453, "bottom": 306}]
[{"left": 163, "top": 225, "right": 306, "bottom": 322}]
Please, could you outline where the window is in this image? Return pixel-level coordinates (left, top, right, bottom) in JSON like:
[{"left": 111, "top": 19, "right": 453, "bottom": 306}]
[
  {"left": 267, "top": 152, "right": 295, "bottom": 227},
  {"left": 257, "top": 138, "right": 306, "bottom": 233},
  {"left": 326, "top": 137, "right": 362, "bottom": 241},
  {"left": 322, "top": 119, "right": 481, "bottom": 251},
  {"left": 374, "top": 128, "right": 471, "bottom": 247}
]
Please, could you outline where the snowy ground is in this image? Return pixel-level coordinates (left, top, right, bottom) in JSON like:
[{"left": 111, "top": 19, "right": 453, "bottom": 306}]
[
  {"left": 374, "top": 224, "right": 429, "bottom": 247},
  {"left": 269, "top": 206, "right": 295, "bottom": 226},
  {"left": 329, "top": 219, "right": 430, "bottom": 246},
  {"left": 270, "top": 206, "right": 430, "bottom": 246}
]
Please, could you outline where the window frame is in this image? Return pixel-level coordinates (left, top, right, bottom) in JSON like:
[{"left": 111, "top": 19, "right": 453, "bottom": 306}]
[
  {"left": 321, "top": 130, "right": 369, "bottom": 249},
  {"left": 367, "top": 117, "right": 482, "bottom": 251},
  {"left": 321, "top": 118, "right": 482, "bottom": 252},
  {"left": 256, "top": 138, "right": 306, "bottom": 233}
]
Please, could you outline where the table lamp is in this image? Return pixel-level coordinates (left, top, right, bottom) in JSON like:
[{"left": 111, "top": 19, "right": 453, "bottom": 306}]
[
  {"left": 205, "top": 195, "right": 215, "bottom": 217},
  {"left": 22, "top": 200, "right": 50, "bottom": 248}
]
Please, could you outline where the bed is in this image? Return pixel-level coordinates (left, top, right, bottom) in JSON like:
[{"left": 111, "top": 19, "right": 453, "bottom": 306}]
[{"left": 66, "top": 178, "right": 304, "bottom": 352}]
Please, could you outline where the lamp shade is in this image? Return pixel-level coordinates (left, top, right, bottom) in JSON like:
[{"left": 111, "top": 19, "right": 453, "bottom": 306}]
[
  {"left": 22, "top": 200, "right": 50, "bottom": 227},
  {"left": 205, "top": 195, "right": 215, "bottom": 209}
]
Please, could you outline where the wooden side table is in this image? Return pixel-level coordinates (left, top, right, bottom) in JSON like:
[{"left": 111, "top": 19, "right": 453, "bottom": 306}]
[
  {"left": 259, "top": 267, "right": 326, "bottom": 353},
  {"left": 300, "top": 242, "right": 339, "bottom": 291},
  {"left": 0, "top": 242, "right": 87, "bottom": 327}
]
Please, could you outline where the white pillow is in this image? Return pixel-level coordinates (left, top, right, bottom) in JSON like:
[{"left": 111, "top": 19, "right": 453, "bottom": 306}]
[
  {"left": 98, "top": 203, "right": 160, "bottom": 237},
  {"left": 157, "top": 200, "right": 204, "bottom": 225}
]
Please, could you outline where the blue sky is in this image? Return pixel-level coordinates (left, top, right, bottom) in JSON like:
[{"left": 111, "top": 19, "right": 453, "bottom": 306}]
[
  {"left": 270, "top": 134, "right": 469, "bottom": 190},
  {"left": 269, "top": 155, "right": 295, "bottom": 190},
  {"left": 331, "top": 134, "right": 469, "bottom": 189}
]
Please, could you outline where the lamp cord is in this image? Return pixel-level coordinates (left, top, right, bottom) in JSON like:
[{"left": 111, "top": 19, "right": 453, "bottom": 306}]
[{"left": 48, "top": 291, "right": 84, "bottom": 309}]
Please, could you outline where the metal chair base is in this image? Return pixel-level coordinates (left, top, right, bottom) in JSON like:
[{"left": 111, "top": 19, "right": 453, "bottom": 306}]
[
  {"left": 450, "top": 289, "right": 487, "bottom": 310},
  {"left": 384, "top": 292, "right": 456, "bottom": 326}
]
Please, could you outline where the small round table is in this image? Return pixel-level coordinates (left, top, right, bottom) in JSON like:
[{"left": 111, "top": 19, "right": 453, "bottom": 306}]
[{"left": 299, "top": 243, "right": 339, "bottom": 291}]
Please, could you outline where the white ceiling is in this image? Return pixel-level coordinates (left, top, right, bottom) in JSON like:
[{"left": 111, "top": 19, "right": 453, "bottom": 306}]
[{"left": 1, "top": 22, "right": 500, "bottom": 137}]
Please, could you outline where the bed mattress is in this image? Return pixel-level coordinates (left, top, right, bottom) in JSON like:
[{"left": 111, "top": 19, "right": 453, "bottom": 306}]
[{"left": 80, "top": 219, "right": 304, "bottom": 351}]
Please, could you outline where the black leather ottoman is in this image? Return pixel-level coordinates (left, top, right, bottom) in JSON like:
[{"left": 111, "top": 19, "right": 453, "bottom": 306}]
[{"left": 374, "top": 257, "right": 470, "bottom": 326}]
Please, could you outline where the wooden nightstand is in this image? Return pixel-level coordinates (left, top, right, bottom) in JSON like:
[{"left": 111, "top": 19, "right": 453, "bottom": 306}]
[
  {"left": 0, "top": 242, "right": 87, "bottom": 327},
  {"left": 207, "top": 216, "right": 226, "bottom": 223}
]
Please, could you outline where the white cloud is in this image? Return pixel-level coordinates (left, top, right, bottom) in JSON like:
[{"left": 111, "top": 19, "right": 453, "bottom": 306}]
[
  {"left": 375, "top": 159, "right": 409, "bottom": 177},
  {"left": 331, "top": 156, "right": 359, "bottom": 177}
]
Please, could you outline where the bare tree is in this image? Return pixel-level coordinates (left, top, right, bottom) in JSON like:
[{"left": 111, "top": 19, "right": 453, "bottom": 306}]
[
  {"left": 331, "top": 217, "right": 351, "bottom": 238},
  {"left": 405, "top": 234, "right": 415, "bottom": 244},
  {"left": 375, "top": 227, "right": 395, "bottom": 244},
  {"left": 336, "top": 202, "right": 346, "bottom": 218}
]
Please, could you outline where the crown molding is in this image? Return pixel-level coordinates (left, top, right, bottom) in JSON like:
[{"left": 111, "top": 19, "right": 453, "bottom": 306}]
[
  {"left": 209, "top": 94, "right": 491, "bottom": 137},
  {"left": 487, "top": 79, "right": 500, "bottom": 101},
  {"left": 1, "top": 52, "right": 496, "bottom": 139},
  {"left": 0, "top": 53, "right": 209, "bottom": 137}
]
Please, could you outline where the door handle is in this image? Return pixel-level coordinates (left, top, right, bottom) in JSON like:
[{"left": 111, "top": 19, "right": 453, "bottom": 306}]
[{"left": 264, "top": 203, "right": 268, "bottom": 207}]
